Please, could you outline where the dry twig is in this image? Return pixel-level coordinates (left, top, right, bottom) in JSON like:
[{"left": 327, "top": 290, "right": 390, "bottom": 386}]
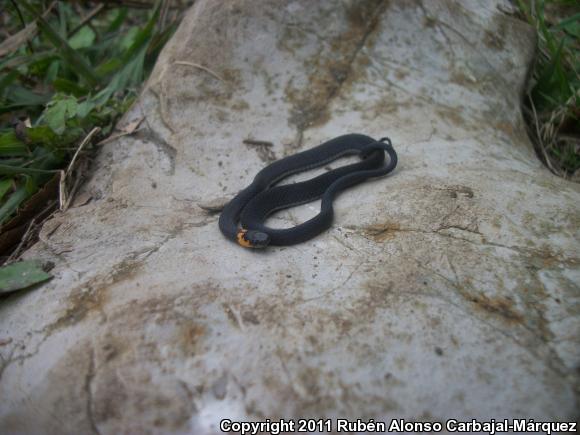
[
  {"left": 174, "top": 61, "right": 226, "bottom": 82},
  {"left": 59, "top": 127, "right": 100, "bottom": 211}
]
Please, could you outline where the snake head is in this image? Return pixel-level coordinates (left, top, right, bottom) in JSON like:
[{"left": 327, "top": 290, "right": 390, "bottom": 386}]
[{"left": 237, "top": 229, "right": 270, "bottom": 248}]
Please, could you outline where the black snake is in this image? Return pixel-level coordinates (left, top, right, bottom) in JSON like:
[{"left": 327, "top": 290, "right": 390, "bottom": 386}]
[{"left": 219, "top": 133, "right": 398, "bottom": 248}]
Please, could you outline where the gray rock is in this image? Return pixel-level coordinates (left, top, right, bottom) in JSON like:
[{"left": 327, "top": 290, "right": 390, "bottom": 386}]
[{"left": 1, "top": 0, "right": 578, "bottom": 433}]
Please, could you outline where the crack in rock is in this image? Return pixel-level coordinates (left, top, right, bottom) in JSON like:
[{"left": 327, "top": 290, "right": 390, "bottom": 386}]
[
  {"left": 85, "top": 347, "right": 101, "bottom": 435},
  {"left": 136, "top": 126, "right": 177, "bottom": 175},
  {"left": 284, "top": 0, "right": 388, "bottom": 150}
]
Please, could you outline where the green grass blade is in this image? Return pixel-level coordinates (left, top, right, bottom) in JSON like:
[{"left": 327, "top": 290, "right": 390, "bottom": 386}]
[
  {"left": 106, "top": 8, "right": 128, "bottom": 33},
  {"left": 0, "top": 179, "right": 13, "bottom": 202},
  {"left": 0, "top": 132, "right": 28, "bottom": 157},
  {"left": 0, "top": 70, "right": 19, "bottom": 99},
  {"left": 553, "top": 12, "right": 580, "bottom": 31},
  {"left": 5, "top": 85, "right": 50, "bottom": 107},
  {"left": 0, "top": 164, "right": 57, "bottom": 176},
  {"left": 52, "top": 77, "right": 88, "bottom": 97},
  {"left": 19, "top": 1, "right": 100, "bottom": 88},
  {"left": 0, "top": 184, "right": 29, "bottom": 224}
]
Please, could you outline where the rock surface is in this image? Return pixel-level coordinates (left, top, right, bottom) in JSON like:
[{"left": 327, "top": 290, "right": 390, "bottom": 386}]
[{"left": 1, "top": 0, "right": 579, "bottom": 433}]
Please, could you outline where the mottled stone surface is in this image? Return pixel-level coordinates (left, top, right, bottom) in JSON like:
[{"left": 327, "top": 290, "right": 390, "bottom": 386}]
[{"left": 1, "top": 0, "right": 579, "bottom": 433}]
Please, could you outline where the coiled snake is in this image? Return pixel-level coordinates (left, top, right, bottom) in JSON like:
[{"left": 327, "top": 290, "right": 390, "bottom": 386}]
[{"left": 219, "top": 133, "right": 398, "bottom": 248}]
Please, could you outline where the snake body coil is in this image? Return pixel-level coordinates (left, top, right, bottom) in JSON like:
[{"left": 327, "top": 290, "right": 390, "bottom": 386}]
[{"left": 219, "top": 133, "right": 398, "bottom": 248}]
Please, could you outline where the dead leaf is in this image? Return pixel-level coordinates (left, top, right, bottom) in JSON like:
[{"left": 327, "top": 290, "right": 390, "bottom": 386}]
[
  {"left": 96, "top": 117, "right": 145, "bottom": 146},
  {"left": 0, "top": 175, "right": 59, "bottom": 257},
  {"left": 198, "top": 197, "right": 230, "bottom": 213},
  {"left": 119, "top": 117, "right": 144, "bottom": 134},
  {"left": 0, "top": 23, "right": 38, "bottom": 58},
  {"left": 0, "top": 2, "right": 57, "bottom": 58}
]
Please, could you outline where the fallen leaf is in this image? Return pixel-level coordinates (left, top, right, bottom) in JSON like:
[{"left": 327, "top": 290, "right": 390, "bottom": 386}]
[
  {"left": 0, "top": 260, "right": 53, "bottom": 294},
  {"left": 0, "top": 23, "right": 38, "bottom": 58},
  {"left": 0, "top": 2, "right": 57, "bottom": 58}
]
